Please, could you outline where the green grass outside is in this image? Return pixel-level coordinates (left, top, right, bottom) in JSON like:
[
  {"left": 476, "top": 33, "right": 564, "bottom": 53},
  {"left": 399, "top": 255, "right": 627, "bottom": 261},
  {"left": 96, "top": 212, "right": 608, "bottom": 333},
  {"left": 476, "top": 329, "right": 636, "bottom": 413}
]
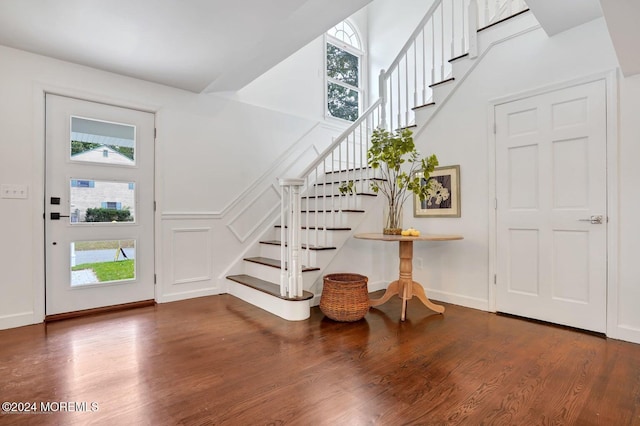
[
  {"left": 72, "top": 260, "right": 135, "bottom": 282},
  {"left": 74, "top": 240, "right": 135, "bottom": 251}
]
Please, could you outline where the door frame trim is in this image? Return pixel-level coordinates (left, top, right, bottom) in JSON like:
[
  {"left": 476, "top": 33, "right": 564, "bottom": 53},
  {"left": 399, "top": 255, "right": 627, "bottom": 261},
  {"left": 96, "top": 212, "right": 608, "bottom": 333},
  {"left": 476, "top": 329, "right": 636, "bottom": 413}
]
[
  {"left": 33, "top": 83, "right": 160, "bottom": 324},
  {"left": 486, "top": 70, "right": 619, "bottom": 337}
]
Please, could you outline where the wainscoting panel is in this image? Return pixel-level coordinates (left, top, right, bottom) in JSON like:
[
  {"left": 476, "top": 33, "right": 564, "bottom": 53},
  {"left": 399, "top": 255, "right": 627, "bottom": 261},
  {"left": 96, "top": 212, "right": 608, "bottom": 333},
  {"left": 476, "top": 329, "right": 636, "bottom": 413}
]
[{"left": 160, "top": 219, "right": 219, "bottom": 303}]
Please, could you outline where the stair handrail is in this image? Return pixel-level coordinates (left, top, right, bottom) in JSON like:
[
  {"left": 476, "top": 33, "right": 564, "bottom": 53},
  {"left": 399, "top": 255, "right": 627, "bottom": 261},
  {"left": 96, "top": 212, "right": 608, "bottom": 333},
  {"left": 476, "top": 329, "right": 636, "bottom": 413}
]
[
  {"left": 279, "top": 0, "right": 526, "bottom": 297},
  {"left": 380, "top": 0, "right": 444, "bottom": 83},
  {"left": 298, "top": 99, "right": 382, "bottom": 180}
]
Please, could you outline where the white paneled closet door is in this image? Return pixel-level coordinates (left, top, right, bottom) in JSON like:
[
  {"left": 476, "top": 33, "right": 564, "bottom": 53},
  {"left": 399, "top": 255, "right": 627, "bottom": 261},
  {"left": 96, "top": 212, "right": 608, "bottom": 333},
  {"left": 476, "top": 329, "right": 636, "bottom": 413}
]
[{"left": 495, "top": 80, "right": 607, "bottom": 332}]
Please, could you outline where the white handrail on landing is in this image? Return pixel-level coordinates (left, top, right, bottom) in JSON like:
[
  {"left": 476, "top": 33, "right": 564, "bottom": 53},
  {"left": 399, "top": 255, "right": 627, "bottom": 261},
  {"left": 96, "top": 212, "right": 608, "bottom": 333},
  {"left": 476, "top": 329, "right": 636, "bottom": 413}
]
[{"left": 278, "top": 0, "right": 527, "bottom": 299}]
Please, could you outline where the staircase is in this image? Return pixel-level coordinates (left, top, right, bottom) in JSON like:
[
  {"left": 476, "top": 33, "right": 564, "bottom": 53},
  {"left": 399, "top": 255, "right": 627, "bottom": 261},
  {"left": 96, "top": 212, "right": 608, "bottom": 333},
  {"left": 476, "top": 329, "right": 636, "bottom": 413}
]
[{"left": 226, "top": 0, "right": 531, "bottom": 320}]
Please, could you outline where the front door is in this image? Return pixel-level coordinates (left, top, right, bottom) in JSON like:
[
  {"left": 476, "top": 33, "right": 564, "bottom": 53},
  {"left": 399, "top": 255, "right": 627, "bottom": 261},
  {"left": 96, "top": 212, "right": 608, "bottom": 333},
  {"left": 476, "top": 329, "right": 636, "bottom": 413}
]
[
  {"left": 495, "top": 80, "right": 607, "bottom": 332},
  {"left": 45, "top": 94, "right": 155, "bottom": 316}
]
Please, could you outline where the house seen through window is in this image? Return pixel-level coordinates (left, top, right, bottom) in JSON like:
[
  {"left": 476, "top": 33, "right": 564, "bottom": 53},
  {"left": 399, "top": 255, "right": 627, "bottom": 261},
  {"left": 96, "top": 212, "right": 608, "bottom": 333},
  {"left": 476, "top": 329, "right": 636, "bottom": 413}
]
[{"left": 326, "top": 20, "right": 363, "bottom": 122}]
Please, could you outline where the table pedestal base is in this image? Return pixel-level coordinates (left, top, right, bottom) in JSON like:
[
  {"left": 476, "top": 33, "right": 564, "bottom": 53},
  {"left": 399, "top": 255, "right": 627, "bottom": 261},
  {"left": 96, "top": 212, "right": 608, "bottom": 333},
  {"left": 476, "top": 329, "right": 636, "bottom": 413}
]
[{"left": 368, "top": 240, "right": 445, "bottom": 321}]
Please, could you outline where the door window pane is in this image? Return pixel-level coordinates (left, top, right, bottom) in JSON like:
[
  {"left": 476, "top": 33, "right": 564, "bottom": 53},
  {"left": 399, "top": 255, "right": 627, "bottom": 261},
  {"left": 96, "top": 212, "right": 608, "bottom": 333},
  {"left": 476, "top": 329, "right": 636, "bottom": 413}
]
[
  {"left": 70, "top": 116, "right": 136, "bottom": 165},
  {"left": 70, "top": 179, "right": 135, "bottom": 223},
  {"left": 70, "top": 240, "right": 136, "bottom": 287}
]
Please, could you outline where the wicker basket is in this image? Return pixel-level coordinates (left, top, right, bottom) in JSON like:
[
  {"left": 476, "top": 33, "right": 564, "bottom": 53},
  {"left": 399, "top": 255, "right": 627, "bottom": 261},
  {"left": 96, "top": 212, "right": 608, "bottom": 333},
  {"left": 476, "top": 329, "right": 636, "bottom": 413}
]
[{"left": 320, "top": 273, "right": 370, "bottom": 322}]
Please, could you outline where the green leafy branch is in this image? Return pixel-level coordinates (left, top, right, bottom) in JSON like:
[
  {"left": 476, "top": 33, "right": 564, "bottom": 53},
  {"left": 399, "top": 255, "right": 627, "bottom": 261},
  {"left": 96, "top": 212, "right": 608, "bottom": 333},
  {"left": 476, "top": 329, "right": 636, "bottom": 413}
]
[{"left": 368, "top": 127, "right": 438, "bottom": 216}]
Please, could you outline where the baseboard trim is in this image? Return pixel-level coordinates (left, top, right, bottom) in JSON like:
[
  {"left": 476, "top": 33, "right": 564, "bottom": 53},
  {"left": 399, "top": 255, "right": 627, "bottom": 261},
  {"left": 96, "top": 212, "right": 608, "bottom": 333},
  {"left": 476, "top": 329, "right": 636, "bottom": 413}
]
[
  {"left": 45, "top": 300, "right": 156, "bottom": 322},
  {"left": 0, "top": 311, "right": 37, "bottom": 330}
]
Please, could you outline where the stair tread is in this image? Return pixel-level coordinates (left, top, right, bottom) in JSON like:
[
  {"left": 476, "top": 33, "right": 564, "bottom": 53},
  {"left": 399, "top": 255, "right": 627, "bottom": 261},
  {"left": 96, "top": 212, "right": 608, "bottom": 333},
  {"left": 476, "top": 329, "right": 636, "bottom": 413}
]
[
  {"left": 260, "top": 240, "right": 337, "bottom": 251},
  {"left": 412, "top": 102, "right": 436, "bottom": 111},
  {"left": 301, "top": 209, "right": 365, "bottom": 213},
  {"left": 303, "top": 193, "right": 376, "bottom": 199},
  {"left": 429, "top": 77, "right": 455, "bottom": 88},
  {"left": 275, "top": 225, "right": 351, "bottom": 231},
  {"left": 227, "top": 274, "right": 314, "bottom": 301},
  {"left": 325, "top": 166, "right": 372, "bottom": 175},
  {"left": 448, "top": 52, "right": 469, "bottom": 63},
  {"left": 244, "top": 256, "right": 321, "bottom": 272},
  {"left": 478, "top": 8, "right": 530, "bottom": 32},
  {"left": 314, "top": 177, "right": 385, "bottom": 186}
]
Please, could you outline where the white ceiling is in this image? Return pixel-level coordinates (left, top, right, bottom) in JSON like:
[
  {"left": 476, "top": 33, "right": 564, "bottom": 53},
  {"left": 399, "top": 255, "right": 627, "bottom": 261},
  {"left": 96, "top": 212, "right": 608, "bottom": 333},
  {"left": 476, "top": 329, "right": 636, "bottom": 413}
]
[
  {"left": 525, "top": 0, "right": 603, "bottom": 36},
  {"left": 599, "top": 0, "right": 640, "bottom": 77},
  {"left": 0, "top": 0, "right": 371, "bottom": 93},
  {"left": 520, "top": 0, "right": 640, "bottom": 76},
  {"left": 2, "top": 0, "right": 639, "bottom": 93}
]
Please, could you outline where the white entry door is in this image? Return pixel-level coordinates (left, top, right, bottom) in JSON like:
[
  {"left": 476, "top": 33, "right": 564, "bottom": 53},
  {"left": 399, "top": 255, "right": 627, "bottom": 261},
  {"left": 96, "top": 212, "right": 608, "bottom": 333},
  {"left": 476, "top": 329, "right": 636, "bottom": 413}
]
[
  {"left": 495, "top": 80, "right": 607, "bottom": 332},
  {"left": 45, "top": 94, "right": 155, "bottom": 316}
]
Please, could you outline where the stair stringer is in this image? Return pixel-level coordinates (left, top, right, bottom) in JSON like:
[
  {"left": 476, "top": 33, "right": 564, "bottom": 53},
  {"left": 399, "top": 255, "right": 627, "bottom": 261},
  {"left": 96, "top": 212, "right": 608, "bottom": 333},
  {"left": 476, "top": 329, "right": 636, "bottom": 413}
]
[{"left": 414, "top": 11, "right": 540, "bottom": 131}]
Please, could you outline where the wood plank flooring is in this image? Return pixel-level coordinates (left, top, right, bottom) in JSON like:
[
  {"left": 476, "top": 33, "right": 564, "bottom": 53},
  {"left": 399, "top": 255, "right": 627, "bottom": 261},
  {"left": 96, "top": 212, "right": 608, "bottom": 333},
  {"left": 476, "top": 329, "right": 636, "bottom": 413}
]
[{"left": 1, "top": 293, "right": 639, "bottom": 425}]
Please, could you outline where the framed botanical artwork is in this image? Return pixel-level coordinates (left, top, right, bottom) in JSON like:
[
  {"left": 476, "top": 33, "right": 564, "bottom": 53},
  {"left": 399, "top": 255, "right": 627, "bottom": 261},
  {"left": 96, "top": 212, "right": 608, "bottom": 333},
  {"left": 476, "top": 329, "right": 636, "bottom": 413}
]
[{"left": 414, "top": 165, "right": 461, "bottom": 217}]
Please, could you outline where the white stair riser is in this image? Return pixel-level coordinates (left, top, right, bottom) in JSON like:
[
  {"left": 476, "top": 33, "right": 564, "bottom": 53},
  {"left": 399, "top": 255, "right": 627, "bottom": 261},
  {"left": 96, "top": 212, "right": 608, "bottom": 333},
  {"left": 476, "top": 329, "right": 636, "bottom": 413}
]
[
  {"left": 300, "top": 211, "right": 363, "bottom": 228},
  {"left": 322, "top": 168, "right": 380, "bottom": 182},
  {"left": 450, "top": 57, "right": 473, "bottom": 81},
  {"left": 302, "top": 196, "right": 374, "bottom": 211},
  {"left": 243, "top": 261, "right": 320, "bottom": 288},
  {"left": 227, "top": 279, "right": 310, "bottom": 321},
  {"left": 415, "top": 105, "right": 436, "bottom": 128},
  {"left": 312, "top": 180, "right": 378, "bottom": 195},
  {"left": 259, "top": 244, "right": 335, "bottom": 266},
  {"left": 431, "top": 80, "right": 456, "bottom": 106},
  {"left": 277, "top": 229, "right": 352, "bottom": 248}
]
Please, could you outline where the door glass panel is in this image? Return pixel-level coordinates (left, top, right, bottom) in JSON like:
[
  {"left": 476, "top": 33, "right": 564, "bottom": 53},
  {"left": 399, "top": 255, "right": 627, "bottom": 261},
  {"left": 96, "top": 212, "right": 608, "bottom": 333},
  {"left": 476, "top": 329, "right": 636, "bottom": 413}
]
[
  {"left": 71, "top": 240, "right": 136, "bottom": 287},
  {"left": 70, "top": 179, "right": 135, "bottom": 223},
  {"left": 70, "top": 116, "right": 136, "bottom": 165}
]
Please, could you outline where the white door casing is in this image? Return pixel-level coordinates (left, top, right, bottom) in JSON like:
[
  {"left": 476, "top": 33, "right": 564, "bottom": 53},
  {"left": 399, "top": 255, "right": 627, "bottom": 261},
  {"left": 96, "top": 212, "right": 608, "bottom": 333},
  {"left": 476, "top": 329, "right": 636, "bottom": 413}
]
[
  {"left": 45, "top": 94, "right": 155, "bottom": 315},
  {"left": 494, "top": 80, "right": 607, "bottom": 333}
]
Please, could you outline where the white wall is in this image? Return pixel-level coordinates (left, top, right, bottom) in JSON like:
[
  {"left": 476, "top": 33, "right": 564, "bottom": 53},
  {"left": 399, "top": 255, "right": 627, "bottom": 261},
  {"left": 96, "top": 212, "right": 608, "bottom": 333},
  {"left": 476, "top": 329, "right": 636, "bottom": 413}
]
[
  {"left": 227, "top": 7, "right": 370, "bottom": 120},
  {"left": 0, "top": 39, "right": 342, "bottom": 328},
  {"left": 370, "top": 16, "right": 639, "bottom": 343},
  {"left": 367, "top": 0, "right": 437, "bottom": 98},
  {"left": 616, "top": 73, "right": 640, "bottom": 342}
]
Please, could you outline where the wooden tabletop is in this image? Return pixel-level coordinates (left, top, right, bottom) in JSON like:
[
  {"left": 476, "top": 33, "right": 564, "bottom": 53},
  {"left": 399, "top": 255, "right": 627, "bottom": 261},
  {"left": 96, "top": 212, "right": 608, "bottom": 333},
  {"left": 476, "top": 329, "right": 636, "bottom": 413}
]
[{"left": 354, "top": 233, "right": 463, "bottom": 242}]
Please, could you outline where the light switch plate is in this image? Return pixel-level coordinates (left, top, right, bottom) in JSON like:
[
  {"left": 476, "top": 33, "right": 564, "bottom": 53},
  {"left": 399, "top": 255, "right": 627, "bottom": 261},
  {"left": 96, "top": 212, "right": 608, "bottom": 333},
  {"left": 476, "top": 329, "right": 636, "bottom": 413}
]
[{"left": 1, "top": 184, "right": 29, "bottom": 199}]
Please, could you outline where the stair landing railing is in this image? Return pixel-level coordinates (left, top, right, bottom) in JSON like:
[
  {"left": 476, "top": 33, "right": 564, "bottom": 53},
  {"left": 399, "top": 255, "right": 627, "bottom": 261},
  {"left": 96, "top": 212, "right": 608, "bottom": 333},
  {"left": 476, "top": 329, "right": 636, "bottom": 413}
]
[{"left": 278, "top": 0, "right": 527, "bottom": 297}]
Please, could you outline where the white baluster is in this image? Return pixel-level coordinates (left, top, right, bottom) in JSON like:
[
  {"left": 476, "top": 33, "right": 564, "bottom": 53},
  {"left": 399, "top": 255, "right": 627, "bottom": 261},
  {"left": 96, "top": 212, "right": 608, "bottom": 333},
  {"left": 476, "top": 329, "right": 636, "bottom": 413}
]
[
  {"left": 397, "top": 69, "right": 401, "bottom": 128},
  {"left": 451, "top": 0, "right": 456, "bottom": 59},
  {"left": 440, "top": 4, "right": 445, "bottom": 81},
  {"left": 468, "top": 0, "right": 478, "bottom": 58},
  {"left": 484, "top": 0, "right": 490, "bottom": 26},
  {"left": 413, "top": 42, "right": 418, "bottom": 112},
  {"left": 461, "top": 0, "right": 467, "bottom": 53},
  {"left": 422, "top": 29, "right": 427, "bottom": 104},
  {"left": 389, "top": 72, "right": 394, "bottom": 130},
  {"left": 431, "top": 19, "right": 436, "bottom": 86},
  {"left": 404, "top": 55, "right": 409, "bottom": 126}
]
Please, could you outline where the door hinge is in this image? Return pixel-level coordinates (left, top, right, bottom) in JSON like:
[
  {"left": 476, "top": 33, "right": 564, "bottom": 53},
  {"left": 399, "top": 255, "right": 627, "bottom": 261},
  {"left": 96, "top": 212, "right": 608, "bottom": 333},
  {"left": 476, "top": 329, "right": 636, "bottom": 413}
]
[
  {"left": 494, "top": 198, "right": 498, "bottom": 210},
  {"left": 494, "top": 274, "right": 497, "bottom": 285},
  {"left": 154, "top": 274, "right": 157, "bottom": 284},
  {"left": 154, "top": 201, "right": 156, "bottom": 212},
  {"left": 493, "top": 123, "right": 497, "bottom": 134},
  {"left": 154, "top": 128, "right": 157, "bottom": 139}
]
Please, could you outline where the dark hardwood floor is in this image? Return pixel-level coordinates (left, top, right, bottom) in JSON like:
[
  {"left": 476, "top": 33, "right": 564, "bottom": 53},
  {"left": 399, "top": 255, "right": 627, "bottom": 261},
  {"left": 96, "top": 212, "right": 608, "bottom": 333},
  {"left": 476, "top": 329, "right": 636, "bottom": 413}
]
[{"left": 1, "top": 293, "right": 639, "bottom": 425}]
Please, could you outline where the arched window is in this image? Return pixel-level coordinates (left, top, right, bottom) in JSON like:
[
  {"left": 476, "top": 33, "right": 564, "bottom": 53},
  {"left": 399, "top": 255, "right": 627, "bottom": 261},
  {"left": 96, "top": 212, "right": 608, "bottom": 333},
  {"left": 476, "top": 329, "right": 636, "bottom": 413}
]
[{"left": 326, "top": 20, "right": 364, "bottom": 122}]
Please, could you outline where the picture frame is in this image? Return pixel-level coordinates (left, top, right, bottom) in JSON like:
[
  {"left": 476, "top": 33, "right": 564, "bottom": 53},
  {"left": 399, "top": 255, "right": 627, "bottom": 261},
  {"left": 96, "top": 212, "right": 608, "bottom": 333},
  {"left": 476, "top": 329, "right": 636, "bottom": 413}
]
[{"left": 414, "top": 165, "right": 461, "bottom": 217}]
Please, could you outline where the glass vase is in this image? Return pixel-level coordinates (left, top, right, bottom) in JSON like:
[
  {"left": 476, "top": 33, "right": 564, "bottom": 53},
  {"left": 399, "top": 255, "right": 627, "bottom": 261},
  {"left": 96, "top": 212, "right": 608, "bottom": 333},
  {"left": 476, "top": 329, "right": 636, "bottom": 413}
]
[{"left": 383, "top": 202, "right": 403, "bottom": 235}]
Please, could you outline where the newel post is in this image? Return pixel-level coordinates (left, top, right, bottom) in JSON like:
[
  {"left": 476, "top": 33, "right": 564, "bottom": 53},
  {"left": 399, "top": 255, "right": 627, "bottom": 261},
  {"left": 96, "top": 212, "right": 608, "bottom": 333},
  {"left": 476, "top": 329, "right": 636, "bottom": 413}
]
[
  {"left": 468, "top": 0, "right": 479, "bottom": 58},
  {"left": 279, "top": 178, "right": 305, "bottom": 298}
]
